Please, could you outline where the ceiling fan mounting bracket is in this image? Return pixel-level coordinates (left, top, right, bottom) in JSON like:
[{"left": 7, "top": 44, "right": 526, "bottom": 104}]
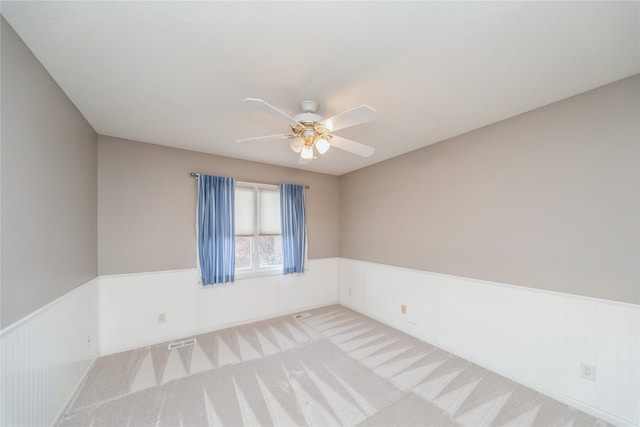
[{"left": 300, "top": 100, "right": 319, "bottom": 113}]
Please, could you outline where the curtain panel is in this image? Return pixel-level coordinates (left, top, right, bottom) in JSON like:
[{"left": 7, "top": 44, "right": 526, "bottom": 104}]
[
  {"left": 197, "top": 175, "right": 235, "bottom": 285},
  {"left": 279, "top": 183, "right": 307, "bottom": 274}
]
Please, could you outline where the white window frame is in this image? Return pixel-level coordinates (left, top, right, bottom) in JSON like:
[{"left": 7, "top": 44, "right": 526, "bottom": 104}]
[{"left": 234, "top": 182, "right": 283, "bottom": 279}]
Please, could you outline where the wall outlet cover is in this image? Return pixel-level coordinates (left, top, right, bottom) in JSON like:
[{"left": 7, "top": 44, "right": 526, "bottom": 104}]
[{"left": 580, "top": 362, "right": 596, "bottom": 381}]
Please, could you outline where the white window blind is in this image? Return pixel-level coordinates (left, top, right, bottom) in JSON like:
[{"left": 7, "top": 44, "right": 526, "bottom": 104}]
[
  {"left": 259, "top": 188, "right": 281, "bottom": 235},
  {"left": 235, "top": 186, "right": 255, "bottom": 236},
  {"left": 234, "top": 182, "right": 283, "bottom": 275}
]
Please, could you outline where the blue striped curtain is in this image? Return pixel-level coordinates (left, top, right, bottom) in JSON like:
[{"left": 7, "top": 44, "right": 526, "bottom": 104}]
[
  {"left": 279, "top": 184, "right": 306, "bottom": 274},
  {"left": 197, "top": 175, "right": 235, "bottom": 285}
]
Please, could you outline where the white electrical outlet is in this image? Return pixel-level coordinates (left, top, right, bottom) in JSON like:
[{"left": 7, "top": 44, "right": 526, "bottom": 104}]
[
  {"left": 158, "top": 313, "right": 166, "bottom": 323},
  {"left": 580, "top": 362, "right": 596, "bottom": 381}
]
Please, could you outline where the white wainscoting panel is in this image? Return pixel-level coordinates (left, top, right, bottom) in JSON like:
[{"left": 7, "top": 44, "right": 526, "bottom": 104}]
[
  {"left": 0, "top": 278, "right": 99, "bottom": 427},
  {"left": 99, "top": 257, "right": 339, "bottom": 355},
  {"left": 338, "top": 258, "right": 639, "bottom": 427}
]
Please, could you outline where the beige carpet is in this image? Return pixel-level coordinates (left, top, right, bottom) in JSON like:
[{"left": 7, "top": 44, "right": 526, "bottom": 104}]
[{"left": 58, "top": 305, "right": 609, "bottom": 426}]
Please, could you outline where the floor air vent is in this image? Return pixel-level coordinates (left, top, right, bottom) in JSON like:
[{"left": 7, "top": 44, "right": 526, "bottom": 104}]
[
  {"left": 293, "top": 312, "right": 312, "bottom": 320},
  {"left": 168, "top": 338, "right": 197, "bottom": 350}
]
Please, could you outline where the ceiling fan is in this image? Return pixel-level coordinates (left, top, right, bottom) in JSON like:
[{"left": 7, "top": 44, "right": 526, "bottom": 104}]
[{"left": 237, "top": 98, "right": 376, "bottom": 163}]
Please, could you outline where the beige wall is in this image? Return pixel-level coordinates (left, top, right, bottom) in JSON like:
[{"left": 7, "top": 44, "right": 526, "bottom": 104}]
[
  {"left": 340, "top": 75, "right": 639, "bottom": 304},
  {"left": 98, "top": 136, "right": 340, "bottom": 275},
  {"left": 1, "top": 18, "right": 98, "bottom": 328}
]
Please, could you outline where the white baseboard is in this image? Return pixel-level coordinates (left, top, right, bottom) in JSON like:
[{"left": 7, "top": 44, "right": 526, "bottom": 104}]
[{"left": 338, "top": 258, "right": 639, "bottom": 427}]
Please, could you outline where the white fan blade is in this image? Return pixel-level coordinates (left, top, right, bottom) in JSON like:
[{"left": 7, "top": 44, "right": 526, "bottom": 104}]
[
  {"left": 243, "top": 98, "right": 300, "bottom": 127},
  {"left": 236, "top": 134, "right": 290, "bottom": 143},
  {"left": 321, "top": 105, "right": 376, "bottom": 132},
  {"left": 329, "top": 135, "right": 375, "bottom": 157}
]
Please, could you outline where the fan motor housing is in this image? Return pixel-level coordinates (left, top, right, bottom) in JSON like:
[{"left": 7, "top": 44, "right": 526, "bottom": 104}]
[{"left": 294, "top": 112, "right": 323, "bottom": 123}]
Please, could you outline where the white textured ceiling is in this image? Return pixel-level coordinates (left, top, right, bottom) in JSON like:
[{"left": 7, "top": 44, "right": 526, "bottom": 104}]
[{"left": 2, "top": 1, "right": 638, "bottom": 175}]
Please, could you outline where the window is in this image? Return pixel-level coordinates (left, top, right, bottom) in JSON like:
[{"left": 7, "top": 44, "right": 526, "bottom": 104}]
[{"left": 234, "top": 183, "right": 282, "bottom": 275}]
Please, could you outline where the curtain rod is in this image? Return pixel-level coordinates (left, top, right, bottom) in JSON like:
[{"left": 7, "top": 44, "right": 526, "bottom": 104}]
[{"left": 190, "top": 172, "right": 310, "bottom": 189}]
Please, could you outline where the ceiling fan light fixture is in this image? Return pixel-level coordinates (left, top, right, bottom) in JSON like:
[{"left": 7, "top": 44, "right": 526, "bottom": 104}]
[
  {"left": 315, "top": 137, "right": 330, "bottom": 154},
  {"left": 240, "top": 98, "right": 376, "bottom": 163},
  {"left": 289, "top": 137, "right": 303, "bottom": 153},
  {"left": 300, "top": 145, "right": 314, "bottom": 160},
  {"left": 303, "top": 128, "right": 315, "bottom": 143}
]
